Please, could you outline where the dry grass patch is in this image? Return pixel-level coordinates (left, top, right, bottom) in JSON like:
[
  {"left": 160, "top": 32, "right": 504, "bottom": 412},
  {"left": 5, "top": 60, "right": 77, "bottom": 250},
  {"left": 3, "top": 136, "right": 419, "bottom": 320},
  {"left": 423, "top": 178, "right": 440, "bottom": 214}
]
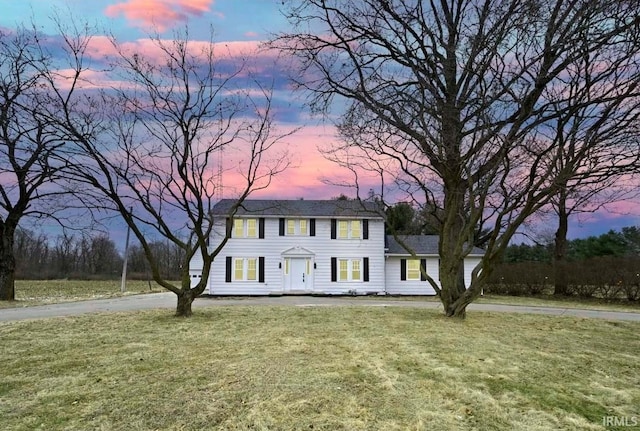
[
  {"left": 475, "top": 294, "right": 640, "bottom": 313},
  {"left": 1, "top": 307, "right": 638, "bottom": 430},
  {"left": 0, "top": 280, "right": 165, "bottom": 308}
]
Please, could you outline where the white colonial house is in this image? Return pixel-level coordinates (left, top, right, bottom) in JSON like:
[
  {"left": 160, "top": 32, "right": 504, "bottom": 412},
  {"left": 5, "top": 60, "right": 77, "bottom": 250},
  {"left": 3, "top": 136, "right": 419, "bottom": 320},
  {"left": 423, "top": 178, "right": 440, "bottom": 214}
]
[{"left": 189, "top": 199, "right": 484, "bottom": 295}]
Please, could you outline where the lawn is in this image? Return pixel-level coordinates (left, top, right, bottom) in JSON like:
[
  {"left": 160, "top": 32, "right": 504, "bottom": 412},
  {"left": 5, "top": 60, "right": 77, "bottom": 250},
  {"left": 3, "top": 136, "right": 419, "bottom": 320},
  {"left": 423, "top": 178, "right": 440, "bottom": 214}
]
[
  {"left": 3, "top": 280, "right": 640, "bottom": 315},
  {"left": 1, "top": 307, "right": 638, "bottom": 430},
  {"left": 0, "top": 280, "right": 165, "bottom": 308}
]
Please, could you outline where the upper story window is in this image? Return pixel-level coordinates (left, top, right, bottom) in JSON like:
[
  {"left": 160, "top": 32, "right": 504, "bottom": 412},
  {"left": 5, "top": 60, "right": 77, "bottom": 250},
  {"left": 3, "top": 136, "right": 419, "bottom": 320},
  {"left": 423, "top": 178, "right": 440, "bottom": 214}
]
[
  {"left": 233, "top": 218, "right": 258, "bottom": 238},
  {"left": 287, "top": 219, "right": 296, "bottom": 235},
  {"left": 280, "top": 218, "right": 315, "bottom": 236},
  {"left": 335, "top": 219, "right": 363, "bottom": 239}
]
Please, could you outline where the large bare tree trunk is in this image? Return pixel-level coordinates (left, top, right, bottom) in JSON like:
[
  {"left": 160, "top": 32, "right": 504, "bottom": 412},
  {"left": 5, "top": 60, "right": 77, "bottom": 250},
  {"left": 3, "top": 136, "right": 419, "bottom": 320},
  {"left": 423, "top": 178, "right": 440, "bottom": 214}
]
[
  {"left": 554, "top": 188, "right": 570, "bottom": 296},
  {"left": 439, "top": 181, "right": 470, "bottom": 318},
  {"left": 0, "top": 225, "right": 16, "bottom": 301},
  {"left": 175, "top": 288, "right": 196, "bottom": 317}
]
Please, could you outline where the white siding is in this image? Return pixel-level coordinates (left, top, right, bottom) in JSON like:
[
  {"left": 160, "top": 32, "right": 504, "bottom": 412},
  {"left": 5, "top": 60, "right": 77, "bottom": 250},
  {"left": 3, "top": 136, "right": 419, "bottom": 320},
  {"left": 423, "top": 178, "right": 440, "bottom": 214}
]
[
  {"left": 200, "top": 216, "right": 386, "bottom": 295},
  {"left": 384, "top": 256, "right": 440, "bottom": 295},
  {"left": 464, "top": 256, "right": 483, "bottom": 288},
  {"left": 384, "top": 255, "right": 482, "bottom": 295},
  {"left": 186, "top": 210, "right": 486, "bottom": 296}
]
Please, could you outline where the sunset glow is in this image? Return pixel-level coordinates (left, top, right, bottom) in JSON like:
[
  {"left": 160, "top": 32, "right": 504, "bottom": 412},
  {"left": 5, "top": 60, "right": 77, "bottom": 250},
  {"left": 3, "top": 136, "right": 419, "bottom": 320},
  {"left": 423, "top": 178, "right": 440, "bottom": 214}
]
[{"left": 1, "top": 0, "right": 638, "bottom": 243}]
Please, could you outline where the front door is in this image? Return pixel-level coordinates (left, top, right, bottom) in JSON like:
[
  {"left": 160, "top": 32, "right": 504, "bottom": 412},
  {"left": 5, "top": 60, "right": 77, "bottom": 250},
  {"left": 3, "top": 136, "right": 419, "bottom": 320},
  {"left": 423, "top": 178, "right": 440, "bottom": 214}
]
[{"left": 284, "top": 257, "right": 313, "bottom": 292}]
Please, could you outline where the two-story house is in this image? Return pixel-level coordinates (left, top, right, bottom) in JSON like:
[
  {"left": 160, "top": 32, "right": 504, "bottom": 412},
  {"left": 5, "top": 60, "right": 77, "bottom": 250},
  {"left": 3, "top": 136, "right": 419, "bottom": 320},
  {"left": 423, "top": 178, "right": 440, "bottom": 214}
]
[{"left": 189, "top": 199, "right": 484, "bottom": 295}]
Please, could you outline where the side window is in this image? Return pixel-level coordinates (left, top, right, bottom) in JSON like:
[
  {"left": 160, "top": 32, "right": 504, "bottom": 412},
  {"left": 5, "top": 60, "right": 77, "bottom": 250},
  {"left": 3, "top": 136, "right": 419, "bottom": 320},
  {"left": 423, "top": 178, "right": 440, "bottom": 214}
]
[
  {"left": 338, "top": 220, "right": 349, "bottom": 239},
  {"left": 287, "top": 219, "right": 296, "bottom": 235},
  {"left": 233, "top": 219, "right": 244, "bottom": 238},
  {"left": 246, "top": 258, "right": 257, "bottom": 281},
  {"left": 352, "top": 259, "right": 361, "bottom": 280},
  {"left": 351, "top": 220, "right": 361, "bottom": 239},
  {"left": 234, "top": 259, "right": 244, "bottom": 280},
  {"left": 338, "top": 259, "right": 349, "bottom": 281},
  {"left": 246, "top": 219, "right": 257, "bottom": 238}
]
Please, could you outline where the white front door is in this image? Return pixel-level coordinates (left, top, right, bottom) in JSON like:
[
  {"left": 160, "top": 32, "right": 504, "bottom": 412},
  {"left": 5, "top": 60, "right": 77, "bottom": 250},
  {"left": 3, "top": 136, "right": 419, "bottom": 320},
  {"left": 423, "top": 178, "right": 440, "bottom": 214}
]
[{"left": 284, "top": 257, "right": 313, "bottom": 292}]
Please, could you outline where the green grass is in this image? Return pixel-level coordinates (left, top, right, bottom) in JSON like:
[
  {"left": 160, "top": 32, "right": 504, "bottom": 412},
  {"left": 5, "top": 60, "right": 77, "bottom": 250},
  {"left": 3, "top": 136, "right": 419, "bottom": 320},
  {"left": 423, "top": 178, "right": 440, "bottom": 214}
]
[
  {"left": 1, "top": 307, "right": 638, "bottom": 430},
  {"left": 0, "top": 280, "right": 166, "bottom": 308}
]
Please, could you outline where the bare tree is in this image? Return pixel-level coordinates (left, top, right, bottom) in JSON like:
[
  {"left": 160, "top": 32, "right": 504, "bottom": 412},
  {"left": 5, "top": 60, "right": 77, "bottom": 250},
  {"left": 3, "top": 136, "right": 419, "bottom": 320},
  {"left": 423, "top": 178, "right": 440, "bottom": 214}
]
[
  {"left": 0, "top": 27, "right": 73, "bottom": 300},
  {"left": 46, "top": 26, "right": 291, "bottom": 316},
  {"left": 541, "top": 39, "right": 640, "bottom": 295},
  {"left": 273, "top": 0, "right": 640, "bottom": 317}
]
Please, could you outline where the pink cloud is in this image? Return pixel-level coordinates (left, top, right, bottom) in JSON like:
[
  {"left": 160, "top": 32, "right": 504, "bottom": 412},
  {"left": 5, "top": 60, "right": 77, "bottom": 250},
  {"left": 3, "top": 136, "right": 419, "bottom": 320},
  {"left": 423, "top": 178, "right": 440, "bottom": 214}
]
[
  {"left": 105, "top": 0, "right": 215, "bottom": 31},
  {"left": 86, "top": 36, "right": 266, "bottom": 65},
  {"left": 216, "top": 124, "right": 381, "bottom": 200}
]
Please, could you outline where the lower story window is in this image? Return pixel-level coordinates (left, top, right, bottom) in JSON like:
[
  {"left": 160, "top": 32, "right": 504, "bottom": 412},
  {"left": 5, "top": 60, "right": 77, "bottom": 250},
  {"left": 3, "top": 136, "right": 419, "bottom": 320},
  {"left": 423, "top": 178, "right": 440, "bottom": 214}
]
[
  {"left": 407, "top": 259, "right": 421, "bottom": 280},
  {"left": 234, "top": 258, "right": 258, "bottom": 281},
  {"left": 338, "top": 258, "right": 362, "bottom": 282}
]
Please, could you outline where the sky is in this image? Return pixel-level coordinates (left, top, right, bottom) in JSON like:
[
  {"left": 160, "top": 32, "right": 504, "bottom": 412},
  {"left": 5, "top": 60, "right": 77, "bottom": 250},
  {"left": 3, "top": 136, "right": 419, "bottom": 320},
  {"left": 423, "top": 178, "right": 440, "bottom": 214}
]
[
  {"left": 1, "top": 0, "right": 352, "bottom": 202},
  {"left": 1, "top": 0, "right": 639, "bottom": 246}
]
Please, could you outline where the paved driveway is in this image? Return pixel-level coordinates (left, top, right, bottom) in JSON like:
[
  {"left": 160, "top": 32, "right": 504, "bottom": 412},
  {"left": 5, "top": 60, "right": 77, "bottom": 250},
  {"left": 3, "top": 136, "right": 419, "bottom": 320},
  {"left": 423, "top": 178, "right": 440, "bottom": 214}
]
[{"left": 1, "top": 293, "right": 640, "bottom": 322}]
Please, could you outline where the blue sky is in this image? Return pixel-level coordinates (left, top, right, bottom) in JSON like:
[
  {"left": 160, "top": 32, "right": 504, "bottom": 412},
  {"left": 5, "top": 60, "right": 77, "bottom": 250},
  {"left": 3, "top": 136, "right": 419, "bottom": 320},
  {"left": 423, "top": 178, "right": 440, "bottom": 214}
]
[
  {"left": 0, "top": 1, "right": 287, "bottom": 41},
  {"left": 1, "top": 0, "right": 639, "bottom": 246}
]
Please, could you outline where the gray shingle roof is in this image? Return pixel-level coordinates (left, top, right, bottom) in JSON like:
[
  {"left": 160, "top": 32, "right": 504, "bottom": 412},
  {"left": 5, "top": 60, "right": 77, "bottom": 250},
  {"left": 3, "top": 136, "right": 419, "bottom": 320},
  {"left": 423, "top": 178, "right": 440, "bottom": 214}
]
[
  {"left": 386, "top": 235, "right": 485, "bottom": 256},
  {"left": 211, "top": 199, "right": 383, "bottom": 218}
]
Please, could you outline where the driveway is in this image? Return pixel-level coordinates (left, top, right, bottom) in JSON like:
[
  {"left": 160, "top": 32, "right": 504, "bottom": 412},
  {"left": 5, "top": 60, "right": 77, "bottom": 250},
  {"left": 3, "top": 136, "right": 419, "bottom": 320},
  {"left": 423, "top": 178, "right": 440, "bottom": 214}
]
[{"left": 2, "top": 293, "right": 640, "bottom": 322}]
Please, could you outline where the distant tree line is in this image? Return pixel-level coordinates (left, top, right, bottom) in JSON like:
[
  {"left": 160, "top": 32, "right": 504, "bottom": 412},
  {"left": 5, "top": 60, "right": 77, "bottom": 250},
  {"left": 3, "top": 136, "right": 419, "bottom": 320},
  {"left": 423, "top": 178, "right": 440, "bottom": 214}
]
[
  {"left": 13, "top": 228, "right": 183, "bottom": 280},
  {"left": 486, "top": 227, "right": 640, "bottom": 301},
  {"left": 502, "top": 227, "right": 640, "bottom": 263}
]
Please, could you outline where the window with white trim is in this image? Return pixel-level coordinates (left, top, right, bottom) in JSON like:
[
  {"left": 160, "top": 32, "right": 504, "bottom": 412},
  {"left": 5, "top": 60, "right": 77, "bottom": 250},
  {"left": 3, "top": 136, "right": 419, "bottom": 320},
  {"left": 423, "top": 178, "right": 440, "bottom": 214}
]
[
  {"left": 406, "top": 259, "right": 421, "bottom": 280},
  {"left": 284, "top": 219, "right": 308, "bottom": 236},
  {"left": 337, "top": 220, "right": 361, "bottom": 239},
  {"left": 338, "top": 258, "right": 362, "bottom": 281},
  {"left": 233, "top": 218, "right": 258, "bottom": 238},
  {"left": 234, "top": 258, "right": 258, "bottom": 281}
]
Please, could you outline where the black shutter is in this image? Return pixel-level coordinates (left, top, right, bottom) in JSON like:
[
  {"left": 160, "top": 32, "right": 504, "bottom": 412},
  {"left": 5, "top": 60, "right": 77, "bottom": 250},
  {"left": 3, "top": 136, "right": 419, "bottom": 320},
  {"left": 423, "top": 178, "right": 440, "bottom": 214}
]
[
  {"left": 362, "top": 219, "right": 369, "bottom": 239},
  {"left": 330, "top": 219, "right": 337, "bottom": 239},
  {"left": 400, "top": 259, "right": 407, "bottom": 281},
  {"left": 259, "top": 257, "right": 265, "bottom": 283},
  {"left": 331, "top": 257, "right": 337, "bottom": 282},
  {"left": 225, "top": 256, "right": 232, "bottom": 282},
  {"left": 420, "top": 259, "right": 427, "bottom": 281},
  {"left": 363, "top": 257, "right": 369, "bottom": 282},
  {"left": 309, "top": 218, "right": 316, "bottom": 236},
  {"left": 226, "top": 218, "right": 232, "bottom": 238},
  {"left": 258, "top": 218, "right": 265, "bottom": 238},
  {"left": 279, "top": 218, "right": 285, "bottom": 236}
]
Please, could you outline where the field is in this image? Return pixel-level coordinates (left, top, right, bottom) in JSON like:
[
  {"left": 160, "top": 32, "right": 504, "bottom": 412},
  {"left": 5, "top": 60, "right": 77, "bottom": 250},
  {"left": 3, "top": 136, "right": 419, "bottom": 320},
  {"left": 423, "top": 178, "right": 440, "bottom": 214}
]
[
  {"left": 3, "top": 279, "right": 640, "bottom": 314},
  {"left": 0, "top": 280, "right": 165, "bottom": 308},
  {"left": 1, "top": 306, "right": 638, "bottom": 430}
]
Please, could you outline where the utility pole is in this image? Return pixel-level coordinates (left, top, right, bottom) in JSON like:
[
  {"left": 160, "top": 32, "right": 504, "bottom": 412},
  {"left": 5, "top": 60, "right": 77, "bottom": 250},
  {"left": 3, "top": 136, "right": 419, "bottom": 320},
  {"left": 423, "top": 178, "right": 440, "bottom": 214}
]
[{"left": 120, "top": 208, "right": 132, "bottom": 293}]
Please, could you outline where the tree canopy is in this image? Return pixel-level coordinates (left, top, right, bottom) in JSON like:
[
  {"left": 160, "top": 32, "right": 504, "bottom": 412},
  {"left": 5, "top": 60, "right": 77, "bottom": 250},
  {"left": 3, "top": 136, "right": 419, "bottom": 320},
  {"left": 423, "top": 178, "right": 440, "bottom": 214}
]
[{"left": 274, "top": 0, "right": 640, "bottom": 317}]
